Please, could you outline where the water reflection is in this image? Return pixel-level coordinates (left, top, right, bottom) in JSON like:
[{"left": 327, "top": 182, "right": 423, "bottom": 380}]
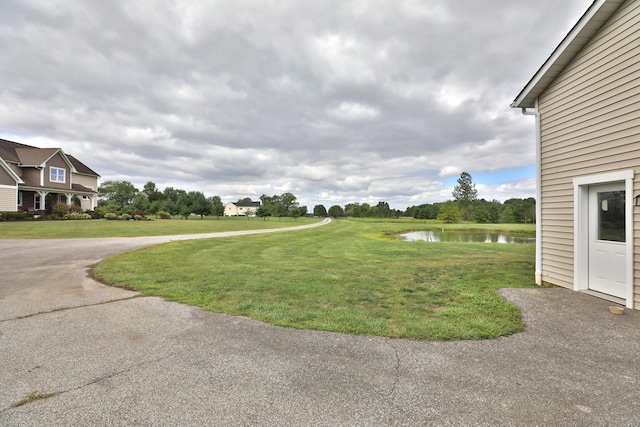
[{"left": 400, "top": 230, "right": 535, "bottom": 244}]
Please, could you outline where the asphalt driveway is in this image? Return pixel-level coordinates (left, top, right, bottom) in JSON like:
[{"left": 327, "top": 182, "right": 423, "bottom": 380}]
[{"left": 1, "top": 222, "right": 639, "bottom": 426}]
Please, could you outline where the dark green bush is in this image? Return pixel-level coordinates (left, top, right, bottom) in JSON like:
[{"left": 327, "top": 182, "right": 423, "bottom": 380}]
[
  {"left": 51, "top": 203, "right": 70, "bottom": 218},
  {"left": 93, "top": 206, "right": 107, "bottom": 219},
  {"left": 0, "top": 211, "right": 31, "bottom": 221}
]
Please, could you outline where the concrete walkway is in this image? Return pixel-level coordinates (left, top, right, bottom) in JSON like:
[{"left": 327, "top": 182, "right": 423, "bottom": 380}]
[{"left": 1, "top": 219, "right": 639, "bottom": 425}]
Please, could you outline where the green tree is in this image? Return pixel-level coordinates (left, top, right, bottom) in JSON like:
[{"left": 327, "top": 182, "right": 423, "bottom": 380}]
[
  {"left": 256, "top": 205, "right": 272, "bottom": 220},
  {"left": 500, "top": 205, "right": 515, "bottom": 223},
  {"left": 272, "top": 202, "right": 288, "bottom": 220},
  {"left": 452, "top": 172, "right": 478, "bottom": 221},
  {"left": 354, "top": 203, "right": 371, "bottom": 217},
  {"left": 313, "top": 204, "right": 327, "bottom": 217},
  {"left": 522, "top": 197, "right": 536, "bottom": 224},
  {"left": 163, "top": 187, "right": 186, "bottom": 215},
  {"left": 148, "top": 200, "right": 162, "bottom": 217},
  {"left": 504, "top": 197, "right": 536, "bottom": 223},
  {"left": 259, "top": 195, "right": 274, "bottom": 215},
  {"left": 209, "top": 196, "right": 224, "bottom": 218},
  {"left": 104, "top": 200, "right": 121, "bottom": 214},
  {"left": 189, "top": 191, "right": 212, "bottom": 219},
  {"left": 279, "top": 192, "right": 299, "bottom": 213},
  {"left": 410, "top": 203, "right": 440, "bottom": 219},
  {"left": 129, "top": 193, "right": 149, "bottom": 213},
  {"left": 176, "top": 193, "right": 193, "bottom": 219},
  {"left": 98, "top": 180, "right": 139, "bottom": 208},
  {"left": 375, "top": 201, "right": 392, "bottom": 218},
  {"left": 163, "top": 187, "right": 186, "bottom": 203},
  {"left": 290, "top": 206, "right": 307, "bottom": 221},
  {"left": 328, "top": 205, "right": 344, "bottom": 218},
  {"left": 159, "top": 199, "right": 177, "bottom": 215},
  {"left": 142, "top": 181, "right": 164, "bottom": 203},
  {"left": 437, "top": 201, "right": 460, "bottom": 223},
  {"left": 260, "top": 193, "right": 298, "bottom": 217},
  {"left": 475, "top": 199, "right": 502, "bottom": 224}
]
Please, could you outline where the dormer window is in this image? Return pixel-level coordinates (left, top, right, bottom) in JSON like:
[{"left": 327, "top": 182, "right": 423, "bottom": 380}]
[{"left": 50, "top": 166, "right": 66, "bottom": 183}]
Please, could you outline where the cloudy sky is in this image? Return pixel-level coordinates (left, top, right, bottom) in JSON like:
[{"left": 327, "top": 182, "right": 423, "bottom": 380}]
[{"left": 1, "top": 0, "right": 590, "bottom": 210}]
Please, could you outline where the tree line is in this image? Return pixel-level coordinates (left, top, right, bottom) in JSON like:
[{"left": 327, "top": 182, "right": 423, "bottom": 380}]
[
  {"left": 98, "top": 180, "right": 224, "bottom": 219},
  {"left": 99, "top": 172, "right": 534, "bottom": 223},
  {"left": 97, "top": 180, "right": 308, "bottom": 219},
  {"left": 316, "top": 172, "right": 535, "bottom": 224}
]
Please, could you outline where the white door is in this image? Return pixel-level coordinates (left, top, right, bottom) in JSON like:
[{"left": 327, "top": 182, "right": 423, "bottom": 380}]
[{"left": 588, "top": 183, "right": 627, "bottom": 298}]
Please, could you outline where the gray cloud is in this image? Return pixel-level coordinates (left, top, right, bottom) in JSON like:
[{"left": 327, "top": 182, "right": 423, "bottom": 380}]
[{"left": 1, "top": 0, "right": 589, "bottom": 209}]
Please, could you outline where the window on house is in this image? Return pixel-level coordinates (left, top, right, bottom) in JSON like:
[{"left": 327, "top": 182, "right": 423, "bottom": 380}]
[
  {"left": 18, "top": 191, "right": 23, "bottom": 207},
  {"left": 50, "top": 167, "right": 65, "bottom": 183},
  {"left": 35, "top": 195, "right": 41, "bottom": 210}
]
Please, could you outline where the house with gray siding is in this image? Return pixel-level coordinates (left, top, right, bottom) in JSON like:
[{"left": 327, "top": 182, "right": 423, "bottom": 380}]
[
  {"left": 512, "top": 0, "right": 639, "bottom": 309},
  {"left": 0, "top": 138, "right": 100, "bottom": 213}
]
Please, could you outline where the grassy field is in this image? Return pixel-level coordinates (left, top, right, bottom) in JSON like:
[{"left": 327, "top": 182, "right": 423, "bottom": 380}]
[
  {"left": 93, "top": 219, "right": 537, "bottom": 341},
  {"left": 0, "top": 216, "right": 319, "bottom": 239}
]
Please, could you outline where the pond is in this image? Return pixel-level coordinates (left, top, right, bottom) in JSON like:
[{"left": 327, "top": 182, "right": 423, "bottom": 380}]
[{"left": 399, "top": 230, "right": 535, "bottom": 244}]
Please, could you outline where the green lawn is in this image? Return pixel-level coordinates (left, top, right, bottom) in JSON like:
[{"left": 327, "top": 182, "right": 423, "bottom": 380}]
[
  {"left": 0, "top": 216, "right": 319, "bottom": 239},
  {"left": 93, "top": 219, "right": 536, "bottom": 341}
]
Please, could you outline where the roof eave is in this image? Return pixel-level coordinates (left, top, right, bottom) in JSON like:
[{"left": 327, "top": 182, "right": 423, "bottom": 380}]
[{"left": 511, "top": 0, "right": 626, "bottom": 109}]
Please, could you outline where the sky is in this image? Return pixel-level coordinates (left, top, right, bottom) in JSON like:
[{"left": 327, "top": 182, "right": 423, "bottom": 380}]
[{"left": 0, "top": 0, "right": 591, "bottom": 210}]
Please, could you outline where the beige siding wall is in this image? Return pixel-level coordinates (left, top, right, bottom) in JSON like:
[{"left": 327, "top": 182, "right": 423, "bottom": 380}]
[
  {"left": 224, "top": 203, "right": 238, "bottom": 216},
  {"left": 72, "top": 173, "right": 98, "bottom": 190},
  {"left": 79, "top": 195, "right": 97, "bottom": 211},
  {"left": 0, "top": 186, "right": 17, "bottom": 211},
  {"left": 537, "top": 1, "right": 640, "bottom": 307}
]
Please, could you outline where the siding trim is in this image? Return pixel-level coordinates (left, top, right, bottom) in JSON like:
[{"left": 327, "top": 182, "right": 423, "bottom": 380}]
[{"left": 573, "top": 170, "right": 634, "bottom": 308}]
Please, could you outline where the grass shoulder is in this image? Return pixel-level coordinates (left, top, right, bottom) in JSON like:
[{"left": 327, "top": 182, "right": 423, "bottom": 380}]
[{"left": 94, "top": 219, "right": 536, "bottom": 341}]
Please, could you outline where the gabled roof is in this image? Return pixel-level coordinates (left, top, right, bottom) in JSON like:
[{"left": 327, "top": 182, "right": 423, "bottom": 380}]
[
  {"left": 0, "top": 138, "right": 98, "bottom": 176},
  {"left": 511, "top": 0, "right": 626, "bottom": 109},
  {"left": 67, "top": 154, "right": 100, "bottom": 177},
  {"left": 235, "top": 201, "right": 261, "bottom": 207}
]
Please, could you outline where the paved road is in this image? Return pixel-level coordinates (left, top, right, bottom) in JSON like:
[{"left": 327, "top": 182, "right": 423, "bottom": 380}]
[{"left": 1, "top": 219, "right": 640, "bottom": 426}]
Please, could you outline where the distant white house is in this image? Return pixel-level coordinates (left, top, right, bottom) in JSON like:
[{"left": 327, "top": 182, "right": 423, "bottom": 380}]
[{"left": 224, "top": 200, "right": 261, "bottom": 216}]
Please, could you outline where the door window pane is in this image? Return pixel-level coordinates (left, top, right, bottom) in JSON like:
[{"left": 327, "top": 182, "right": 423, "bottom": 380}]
[{"left": 598, "top": 191, "right": 625, "bottom": 242}]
